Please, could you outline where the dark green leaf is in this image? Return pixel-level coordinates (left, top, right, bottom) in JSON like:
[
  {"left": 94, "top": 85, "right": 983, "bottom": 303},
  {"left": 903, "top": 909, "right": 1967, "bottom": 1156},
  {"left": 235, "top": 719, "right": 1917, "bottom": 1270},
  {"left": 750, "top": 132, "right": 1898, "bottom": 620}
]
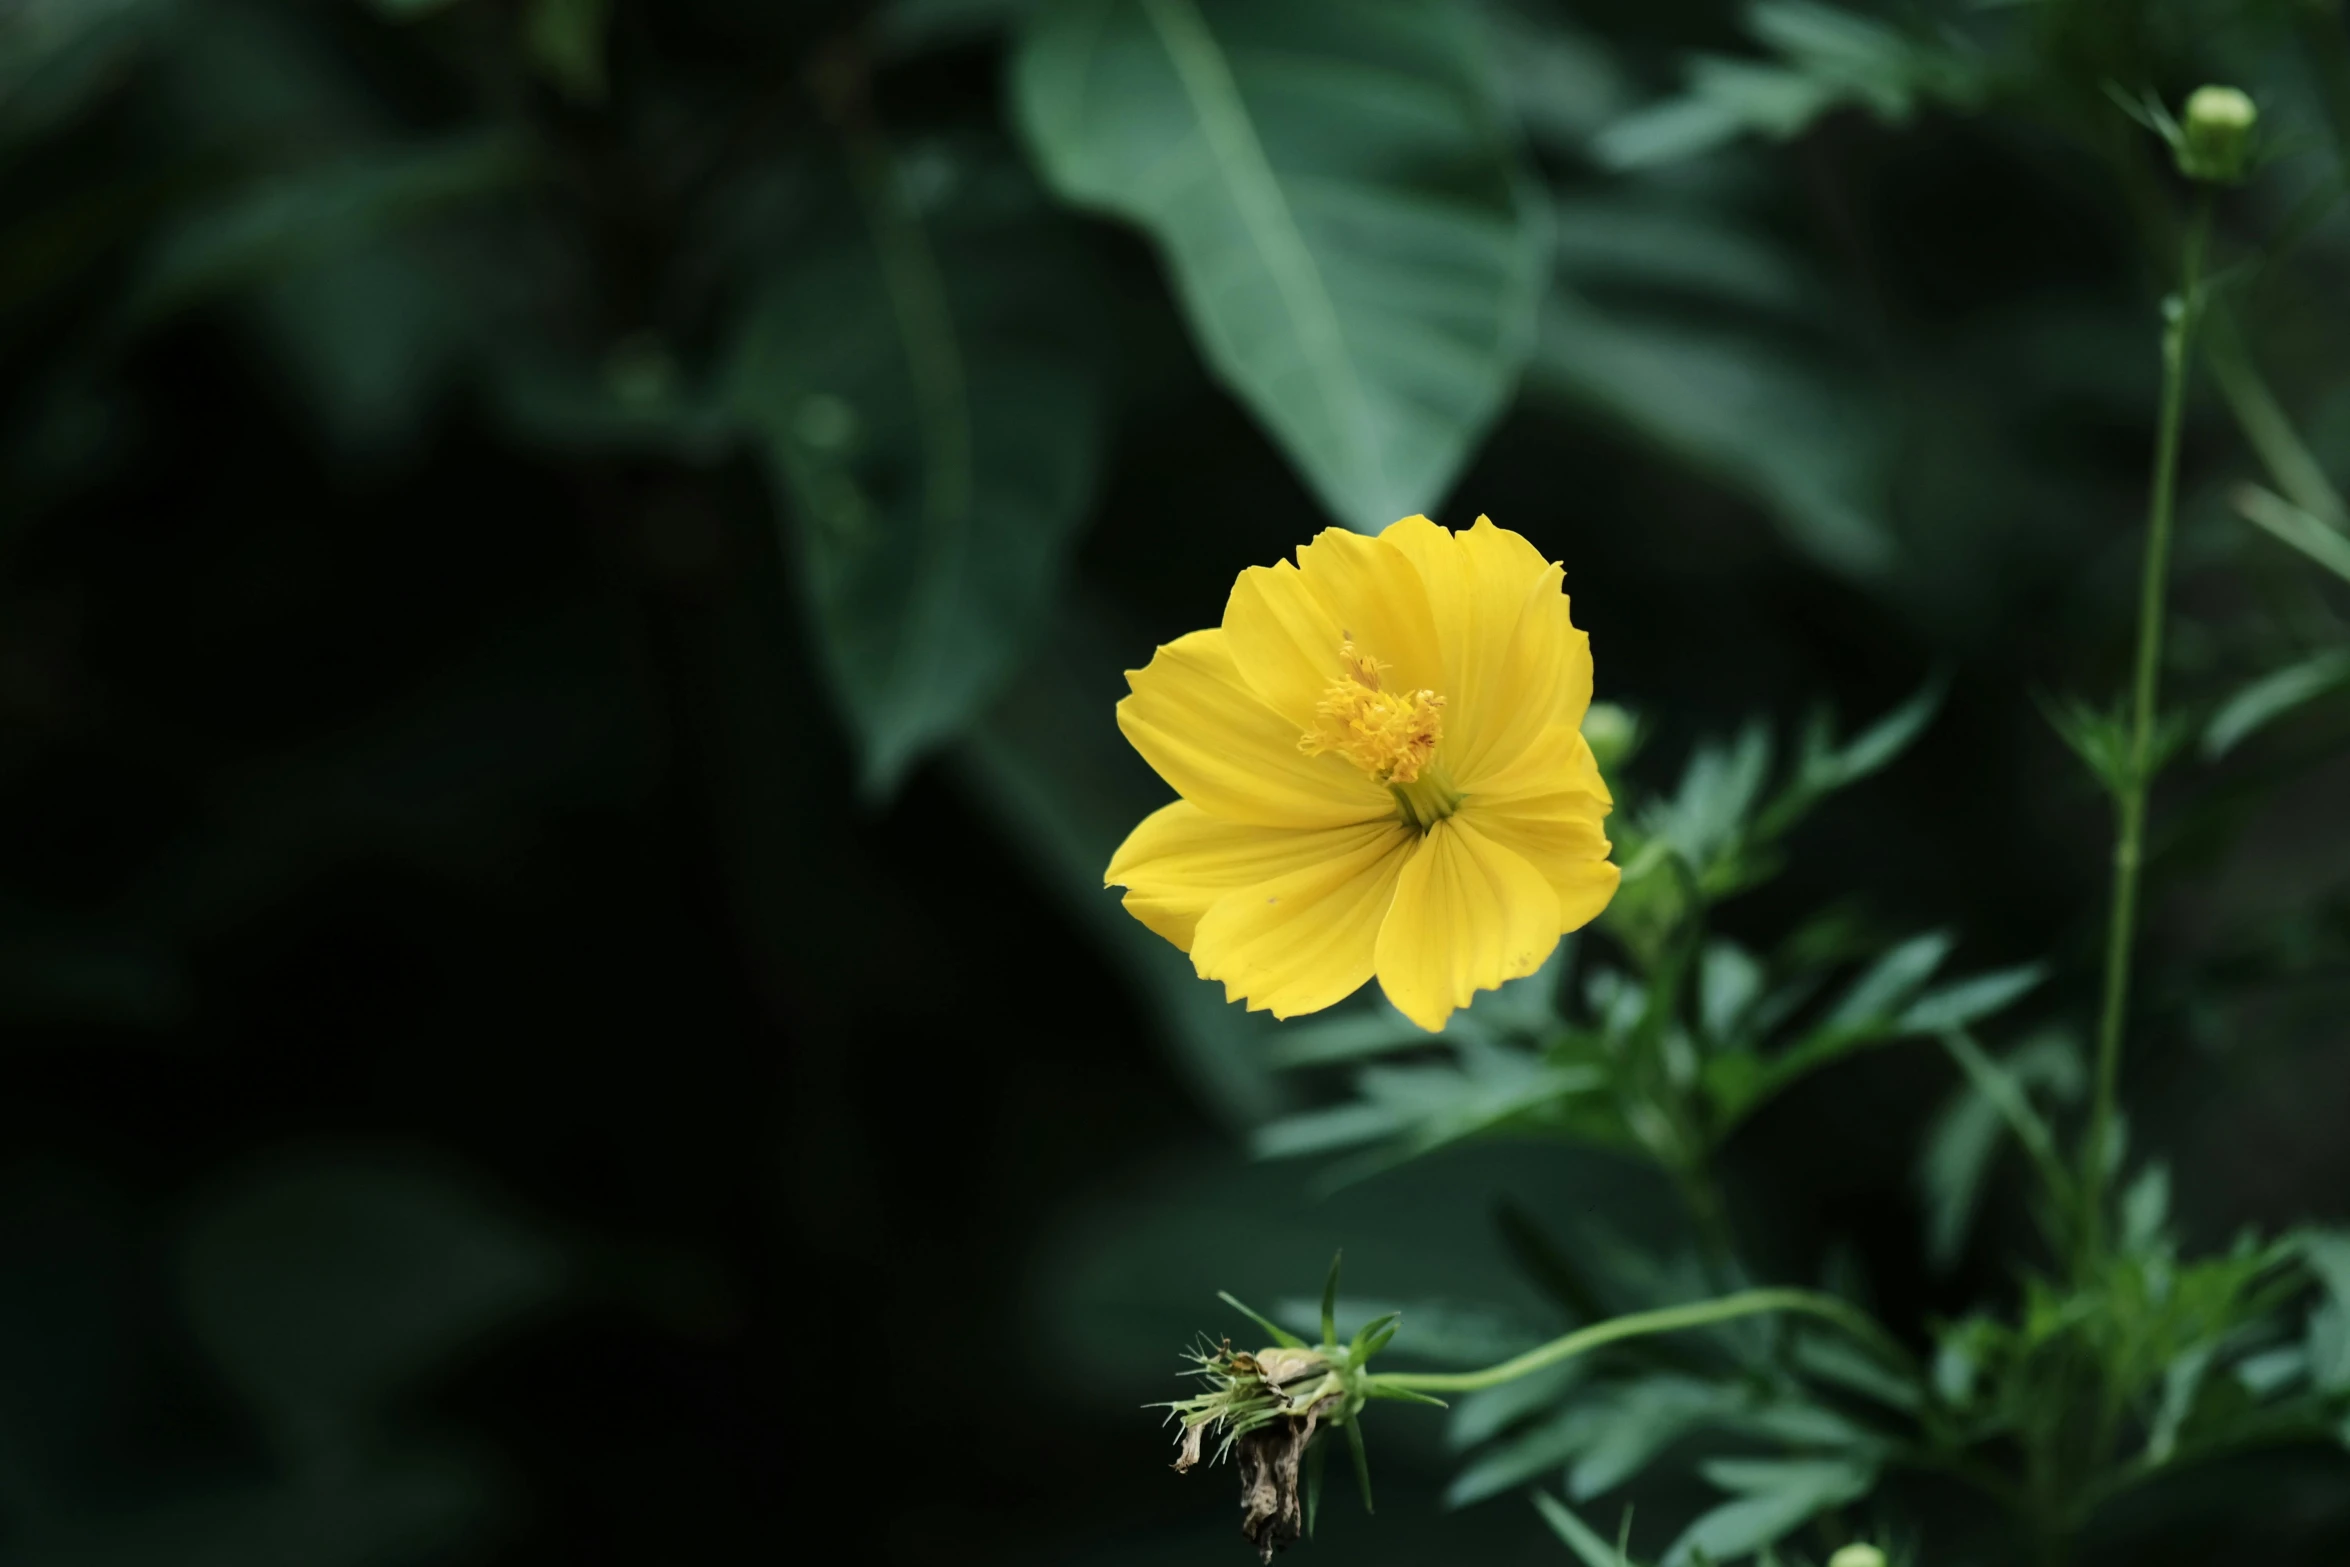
[
  {"left": 523, "top": 0, "right": 607, "bottom": 103},
  {"left": 1530, "top": 294, "right": 1893, "bottom": 577},
  {"left": 1013, "top": 0, "right": 1546, "bottom": 528},
  {"left": 122, "top": 134, "right": 532, "bottom": 329},
  {"left": 178, "top": 1153, "right": 563, "bottom": 1440},
  {"left": 955, "top": 605, "right": 1287, "bottom": 1131},
  {"left": 733, "top": 144, "right": 1107, "bottom": 794}
]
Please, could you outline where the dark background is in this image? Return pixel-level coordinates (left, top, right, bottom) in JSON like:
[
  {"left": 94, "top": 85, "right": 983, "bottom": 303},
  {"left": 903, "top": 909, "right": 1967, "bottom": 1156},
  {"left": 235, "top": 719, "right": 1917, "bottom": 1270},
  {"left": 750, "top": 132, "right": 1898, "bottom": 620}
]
[{"left": 4, "top": 1, "right": 2348, "bottom": 1564}]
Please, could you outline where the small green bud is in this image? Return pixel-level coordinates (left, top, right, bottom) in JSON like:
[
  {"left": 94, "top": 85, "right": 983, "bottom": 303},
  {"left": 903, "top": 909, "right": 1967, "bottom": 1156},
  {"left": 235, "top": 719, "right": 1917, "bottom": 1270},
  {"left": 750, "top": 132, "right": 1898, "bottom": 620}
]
[
  {"left": 1581, "top": 700, "right": 1639, "bottom": 774},
  {"left": 1828, "top": 1546, "right": 1889, "bottom": 1567},
  {"left": 2177, "top": 85, "right": 2257, "bottom": 184}
]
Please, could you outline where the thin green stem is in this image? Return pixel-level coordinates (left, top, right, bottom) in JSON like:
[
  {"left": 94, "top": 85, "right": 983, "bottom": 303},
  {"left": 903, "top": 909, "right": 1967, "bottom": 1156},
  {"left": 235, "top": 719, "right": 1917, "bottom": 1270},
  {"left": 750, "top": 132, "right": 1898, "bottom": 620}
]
[
  {"left": 1367, "top": 1288, "right": 1911, "bottom": 1395},
  {"left": 2079, "top": 196, "right": 2210, "bottom": 1259}
]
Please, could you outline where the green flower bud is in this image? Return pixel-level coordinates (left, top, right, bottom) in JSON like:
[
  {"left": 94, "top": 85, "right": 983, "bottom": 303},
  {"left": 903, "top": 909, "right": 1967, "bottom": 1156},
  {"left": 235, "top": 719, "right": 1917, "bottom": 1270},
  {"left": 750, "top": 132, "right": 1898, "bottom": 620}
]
[
  {"left": 1581, "top": 700, "right": 1640, "bottom": 775},
  {"left": 1828, "top": 1545, "right": 1889, "bottom": 1567},
  {"left": 2177, "top": 85, "right": 2257, "bottom": 184}
]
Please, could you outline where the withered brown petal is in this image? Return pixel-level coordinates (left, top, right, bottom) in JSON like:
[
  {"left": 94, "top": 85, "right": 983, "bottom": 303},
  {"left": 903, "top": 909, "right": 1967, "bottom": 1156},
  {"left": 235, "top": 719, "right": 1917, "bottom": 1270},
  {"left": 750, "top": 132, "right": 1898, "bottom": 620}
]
[{"left": 1233, "top": 1398, "right": 1333, "bottom": 1562}]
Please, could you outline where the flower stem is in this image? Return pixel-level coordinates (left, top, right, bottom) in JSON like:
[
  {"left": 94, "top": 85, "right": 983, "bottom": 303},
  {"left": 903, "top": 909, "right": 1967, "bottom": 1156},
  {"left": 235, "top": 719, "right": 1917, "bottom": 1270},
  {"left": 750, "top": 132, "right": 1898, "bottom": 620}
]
[
  {"left": 1366, "top": 1288, "right": 1910, "bottom": 1395},
  {"left": 2079, "top": 196, "right": 2210, "bottom": 1258}
]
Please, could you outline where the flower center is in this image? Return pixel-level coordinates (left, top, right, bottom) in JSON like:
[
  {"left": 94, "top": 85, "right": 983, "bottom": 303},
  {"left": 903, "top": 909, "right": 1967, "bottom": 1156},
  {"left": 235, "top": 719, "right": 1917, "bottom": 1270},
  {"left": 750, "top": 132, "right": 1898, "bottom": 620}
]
[{"left": 1298, "top": 641, "right": 1460, "bottom": 827}]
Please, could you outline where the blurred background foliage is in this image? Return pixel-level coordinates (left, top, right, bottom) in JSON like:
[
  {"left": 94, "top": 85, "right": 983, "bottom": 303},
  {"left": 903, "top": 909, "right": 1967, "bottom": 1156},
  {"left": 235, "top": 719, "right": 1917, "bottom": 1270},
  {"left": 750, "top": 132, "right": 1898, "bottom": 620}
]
[{"left": 2, "top": 0, "right": 2348, "bottom": 1562}]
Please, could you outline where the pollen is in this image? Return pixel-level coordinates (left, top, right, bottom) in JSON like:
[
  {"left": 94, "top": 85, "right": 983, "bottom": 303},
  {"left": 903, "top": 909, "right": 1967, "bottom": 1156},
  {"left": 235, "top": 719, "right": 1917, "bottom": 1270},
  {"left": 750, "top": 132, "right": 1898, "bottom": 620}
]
[{"left": 1299, "top": 640, "right": 1445, "bottom": 784}]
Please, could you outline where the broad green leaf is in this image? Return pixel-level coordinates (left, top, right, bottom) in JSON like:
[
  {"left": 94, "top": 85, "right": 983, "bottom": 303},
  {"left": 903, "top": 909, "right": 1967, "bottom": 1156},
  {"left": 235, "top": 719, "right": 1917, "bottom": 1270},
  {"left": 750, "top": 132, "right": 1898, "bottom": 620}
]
[
  {"left": 2202, "top": 648, "right": 2350, "bottom": 758},
  {"left": 178, "top": 1152, "right": 563, "bottom": 1442},
  {"left": 523, "top": 0, "right": 608, "bottom": 103},
  {"left": 1481, "top": 2, "right": 1631, "bottom": 151},
  {"left": 955, "top": 603, "right": 1286, "bottom": 1130},
  {"left": 1664, "top": 1456, "right": 1876, "bottom": 1566},
  {"left": 0, "top": 0, "right": 173, "bottom": 144},
  {"left": 733, "top": 146, "right": 1107, "bottom": 794},
  {"left": 1555, "top": 197, "right": 1816, "bottom": 317},
  {"left": 1013, "top": 0, "right": 1547, "bottom": 529},
  {"left": 1530, "top": 292, "right": 1893, "bottom": 577},
  {"left": 121, "top": 134, "right": 533, "bottom": 329},
  {"left": 2236, "top": 482, "right": 2350, "bottom": 584}
]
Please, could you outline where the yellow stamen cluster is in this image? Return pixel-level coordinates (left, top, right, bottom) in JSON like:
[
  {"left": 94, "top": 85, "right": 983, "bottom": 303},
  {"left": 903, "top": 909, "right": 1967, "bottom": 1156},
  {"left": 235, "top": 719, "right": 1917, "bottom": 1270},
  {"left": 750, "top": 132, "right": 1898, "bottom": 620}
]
[{"left": 1299, "top": 641, "right": 1445, "bottom": 785}]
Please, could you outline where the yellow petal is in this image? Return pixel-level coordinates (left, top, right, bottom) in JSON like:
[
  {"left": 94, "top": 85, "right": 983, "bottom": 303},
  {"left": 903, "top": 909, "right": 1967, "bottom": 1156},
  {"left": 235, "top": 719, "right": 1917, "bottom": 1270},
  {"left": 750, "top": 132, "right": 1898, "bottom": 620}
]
[
  {"left": 1384, "top": 516, "right": 1592, "bottom": 784},
  {"left": 1461, "top": 786, "right": 1620, "bottom": 935},
  {"left": 1373, "top": 816, "right": 1561, "bottom": 1032},
  {"left": 1224, "top": 528, "right": 1443, "bottom": 729},
  {"left": 1106, "top": 801, "right": 1402, "bottom": 951},
  {"left": 1118, "top": 629, "right": 1392, "bottom": 827},
  {"left": 1467, "top": 722, "right": 1613, "bottom": 808},
  {"left": 1190, "top": 822, "right": 1416, "bottom": 1018}
]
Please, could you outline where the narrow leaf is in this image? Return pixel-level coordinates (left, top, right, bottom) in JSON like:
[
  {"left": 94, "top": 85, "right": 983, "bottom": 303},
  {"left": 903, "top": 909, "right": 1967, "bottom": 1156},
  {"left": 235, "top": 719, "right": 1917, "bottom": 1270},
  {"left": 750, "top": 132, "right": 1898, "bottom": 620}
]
[
  {"left": 1320, "top": 1250, "right": 1343, "bottom": 1349},
  {"left": 1345, "top": 1415, "right": 1374, "bottom": 1513},
  {"left": 2202, "top": 649, "right": 2350, "bottom": 758},
  {"left": 1304, "top": 1429, "right": 1326, "bottom": 1537},
  {"left": 1533, "top": 1491, "right": 1629, "bottom": 1567},
  {"left": 1365, "top": 1381, "right": 1449, "bottom": 1406},
  {"left": 1664, "top": 1458, "right": 1875, "bottom": 1567},
  {"left": 1895, "top": 963, "right": 2046, "bottom": 1033},
  {"left": 1219, "top": 1290, "right": 1306, "bottom": 1348},
  {"left": 1350, "top": 1310, "right": 1403, "bottom": 1363},
  {"left": 2236, "top": 482, "right": 2350, "bottom": 584}
]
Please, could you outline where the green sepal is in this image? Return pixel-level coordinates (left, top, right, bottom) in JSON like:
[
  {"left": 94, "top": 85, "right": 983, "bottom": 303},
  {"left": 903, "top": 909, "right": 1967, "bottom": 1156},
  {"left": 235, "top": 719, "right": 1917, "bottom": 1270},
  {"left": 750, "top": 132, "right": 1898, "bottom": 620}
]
[
  {"left": 1304, "top": 1430, "right": 1327, "bottom": 1537},
  {"left": 1349, "top": 1310, "right": 1403, "bottom": 1364},
  {"left": 1344, "top": 1416, "right": 1374, "bottom": 1514},
  {"left": 1218, "top": 1290, "right": 1306, "bottom": 1349},
  {"left": 1365, "top": 1381, "right": 1449, "bottom": 1407},
  {"left": 1320, "top": 1250, "right": 1343, "bottom": 1349}
]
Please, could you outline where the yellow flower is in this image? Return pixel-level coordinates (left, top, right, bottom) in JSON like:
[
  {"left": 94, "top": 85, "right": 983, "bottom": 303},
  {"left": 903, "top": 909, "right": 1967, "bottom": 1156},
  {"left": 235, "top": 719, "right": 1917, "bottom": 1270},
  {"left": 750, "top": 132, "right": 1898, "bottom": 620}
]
[{"left": 1105, "top": 516, "right": 1620, "bottom": 1032}]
